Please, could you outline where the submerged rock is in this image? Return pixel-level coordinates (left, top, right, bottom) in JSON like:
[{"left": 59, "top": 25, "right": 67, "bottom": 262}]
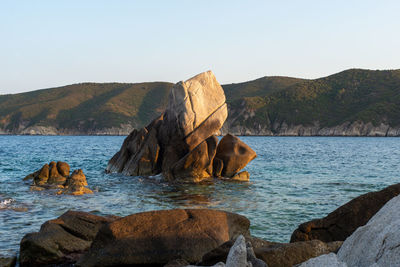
[
  {"left": 291, "top": 183, "right": 400, "bottom": 242},
  {"left": 106, "top": 71, "right": 256, "bottom": 182},
  {"left": 19, "top": 211, "right": 118, "bottom": 266},
  {"left": 24, "top": 162, "right": 93, "bottom": 195},
  {"left": 77, "top": 209, "right": 250, "bottom": 266}
]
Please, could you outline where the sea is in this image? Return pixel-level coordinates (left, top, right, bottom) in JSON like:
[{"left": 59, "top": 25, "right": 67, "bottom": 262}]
[{"left": 0, "top": 136, "right": 399, "bottom": 257}]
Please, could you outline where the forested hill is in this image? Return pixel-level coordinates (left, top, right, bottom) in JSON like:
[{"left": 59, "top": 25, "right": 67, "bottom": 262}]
[{"left": 1, "top": 69, "right": 400, "bottom": 136}]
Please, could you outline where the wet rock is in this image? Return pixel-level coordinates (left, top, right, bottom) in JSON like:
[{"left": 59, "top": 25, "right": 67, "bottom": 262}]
[
  {"left": 231, "top": 171, "right": 250, "bottom": 182},
  {"left": 215, "top": 134, "right": 257, "bottom": 177},
  {"left": 291, "top": 183, "right": 400, "bottom": 242},
  {"left": 254, "top": 240, "right": 342, "bottom": 267},
  {"left": 24, "top": 162, "right": 93, "bottom": 195},
  {"left": 106, "top": 71, "right": 255, "bottom": 182},
  {"left": 19, "top": 210, "right": 118, "bottom": 266},
  {"left": 77, "top": 209, "right": 250, "bottom": 266}
]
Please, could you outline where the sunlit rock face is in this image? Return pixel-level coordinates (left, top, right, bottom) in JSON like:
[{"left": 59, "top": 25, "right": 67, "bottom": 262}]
[{"left": 106, "top": 71, "right": 255, "bottom": 182}]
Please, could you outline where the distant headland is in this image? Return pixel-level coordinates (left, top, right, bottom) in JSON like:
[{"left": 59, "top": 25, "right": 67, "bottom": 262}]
[{"left": 1, "top": 68, "right": 400, "bottom": 136}]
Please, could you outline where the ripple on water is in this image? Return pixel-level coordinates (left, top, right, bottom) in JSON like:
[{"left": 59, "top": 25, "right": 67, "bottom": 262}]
[{"left": 1, "top": 136, "right": 400, "bottom": 257}]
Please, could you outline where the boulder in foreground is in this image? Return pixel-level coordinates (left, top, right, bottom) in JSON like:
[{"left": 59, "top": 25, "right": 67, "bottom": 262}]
[
  {"left": 77, "top": 209, "right": 250, "bottom": 266},
  {"left": 106, "top": 71, "right": 256, "bottom": 182},
  {"left": 291, "top": 183, "right": 400, "bottom": 242},
  {"left": 19, "top": 211, "right": 118, "bottom": 266},
  {"left": 299, "top": 193, "right": 400, "bottom": 266}
]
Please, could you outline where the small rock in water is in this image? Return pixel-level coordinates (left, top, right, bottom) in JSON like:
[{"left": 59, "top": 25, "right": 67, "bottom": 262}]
[{"left": 24, "top": 162, "right": 93, "bottom": 195}]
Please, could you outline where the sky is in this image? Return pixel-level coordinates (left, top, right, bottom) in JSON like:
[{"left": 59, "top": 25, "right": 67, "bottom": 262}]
[{"left": 1, "top": 0, "right": 399, "bottom": 94}]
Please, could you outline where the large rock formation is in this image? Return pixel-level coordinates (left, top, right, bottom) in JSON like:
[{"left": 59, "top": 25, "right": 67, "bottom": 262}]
[
  {"left": 24, "top": 162, "right": 93, "bottom": 195},
  {"left": 291, "top": 183, "right": 400, "bottom": 242},
  {"left": 19, "top": 211, "right": 118, "bottom": 266},
  {"left": 77, "top": 209, "right": 250, "bottom": 266},
  {"left": 106, "top": 71, "right": 256, "bottom": 182},
  {"left": 299, "top": 193, "right": 400, "bottom": 267}
]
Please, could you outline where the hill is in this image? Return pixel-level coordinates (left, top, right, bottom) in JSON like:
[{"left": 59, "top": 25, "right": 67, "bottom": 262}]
[{"left": 1, "top": 69, "right": 400, "bottom": 136}]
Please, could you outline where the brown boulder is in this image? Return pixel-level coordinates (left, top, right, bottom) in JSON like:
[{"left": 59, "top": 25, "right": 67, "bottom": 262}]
[
  {"left": 19, "top": 211, "right": 117, "bottom": 266},
  {"left": 290, "top": 183, "right": 400, "bottom": 242},
  {"left": 34, "top": 164, "right": 49, "bottom": 185},
  {"left": 48, "top": 161, "right": 67, "bottom": 185},
  {"left": 255, "top": 240, "right": 342, "bottom": 267},
  {"left": 231, "top": 171, "right": 250, "bottom": 181},
  {"left": 58, "top": 169, "right": 93, "bottom": 195},
  {"left": 170, "top": 135, "right": 218, "bottom": 182},
  {"left": 215, "top": 134, "right": 257, "bottom": 177},
  {"left": 77, "top": 209, "right": 250, "bottom": 266},
  {"left": 57, "top": 161, "right": 70, "bottom": 177},
  {"left": 25, "top": 163, "right": 93, "bottom": 195}
]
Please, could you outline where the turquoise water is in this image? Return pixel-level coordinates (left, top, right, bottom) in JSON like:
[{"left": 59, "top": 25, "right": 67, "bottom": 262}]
[{"left": 1, "top": 136, "right": 400, "bottom": 257}]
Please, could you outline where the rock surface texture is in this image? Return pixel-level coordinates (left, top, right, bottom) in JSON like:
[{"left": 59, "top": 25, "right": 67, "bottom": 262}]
[
  {"left": 77, "top": 209, "right": 250, "bottom": 266},
  {"left": 24, "top": 162, "right": 93, "bottom": 195},
  {"left": 106, "top": 71, "right": 256, "bottom": 182},
  {"left": 291, "top": 183, "right": 400, "bottom": 242},
  {"left": 254, "top": 240, "right": 342, "bottom": 267},
  {"left": 299, "top": 193, "right": 400, "bottom": 267},
  {"left": 19, "top": 211, "right": 118, "bottom": 266}
]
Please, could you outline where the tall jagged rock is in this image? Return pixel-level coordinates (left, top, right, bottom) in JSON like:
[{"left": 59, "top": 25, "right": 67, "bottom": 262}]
[{"left": 106, "top": 71, "right": 255, "bottom": 182}]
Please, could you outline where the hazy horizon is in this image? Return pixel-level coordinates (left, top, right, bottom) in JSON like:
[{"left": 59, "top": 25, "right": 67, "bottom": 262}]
[{"left": 1, "top": 0, "right": 400, "bottom": 94}]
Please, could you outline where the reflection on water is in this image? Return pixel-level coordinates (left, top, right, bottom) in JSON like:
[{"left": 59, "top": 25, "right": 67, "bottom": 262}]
[{"left": 1, "top": 136, "right": 400, "bottom": 257}]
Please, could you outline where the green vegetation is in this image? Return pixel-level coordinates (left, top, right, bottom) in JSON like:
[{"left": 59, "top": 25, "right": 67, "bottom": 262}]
[
  {"left": 225, "top": 69, "right": 400, "bottom": 131},
  {"left": 1, "top": 69, "right": 400, "bottom": 133}
]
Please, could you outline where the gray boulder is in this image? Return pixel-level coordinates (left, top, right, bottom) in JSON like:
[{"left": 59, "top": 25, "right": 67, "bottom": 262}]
[
  {"left": 337, "top": 193, "right": 400, "bottom": 266},
  {"left": 226, "top": 235, "right": 248, "bottom": 267},
  {"left": 297, "top": 253, "right": 347, "bottom": 267}
]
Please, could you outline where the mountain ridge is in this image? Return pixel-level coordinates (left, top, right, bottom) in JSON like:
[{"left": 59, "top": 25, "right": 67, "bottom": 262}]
[{"left": 1, "top": 68, "right": 400, "bottom": 136}]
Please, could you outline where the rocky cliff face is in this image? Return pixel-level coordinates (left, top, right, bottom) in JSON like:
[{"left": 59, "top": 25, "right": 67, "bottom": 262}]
[
  {"left": 222, "top": 120, "right": 400, "bottom": 136},
  {"left": 0, "top": 124, "right": 134, "bottom": 135}
]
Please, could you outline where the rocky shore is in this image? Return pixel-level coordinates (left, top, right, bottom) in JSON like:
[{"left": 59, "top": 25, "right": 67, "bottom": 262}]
[
  {"left": 3, "top": 121, "right": 400, "bottom": 137},
  {"left": 12, "top": 182, "right": 400, "bottom": 266}
]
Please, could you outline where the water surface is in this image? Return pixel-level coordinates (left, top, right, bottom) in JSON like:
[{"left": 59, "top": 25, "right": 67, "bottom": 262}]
[{"left": 1, "top": 136, "right": 399, "bottom": 256}]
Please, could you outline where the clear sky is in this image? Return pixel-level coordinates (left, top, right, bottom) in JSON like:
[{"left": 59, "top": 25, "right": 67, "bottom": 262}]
[{"left": 1, "top": 0, "right": 399, "bottom": 94}]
